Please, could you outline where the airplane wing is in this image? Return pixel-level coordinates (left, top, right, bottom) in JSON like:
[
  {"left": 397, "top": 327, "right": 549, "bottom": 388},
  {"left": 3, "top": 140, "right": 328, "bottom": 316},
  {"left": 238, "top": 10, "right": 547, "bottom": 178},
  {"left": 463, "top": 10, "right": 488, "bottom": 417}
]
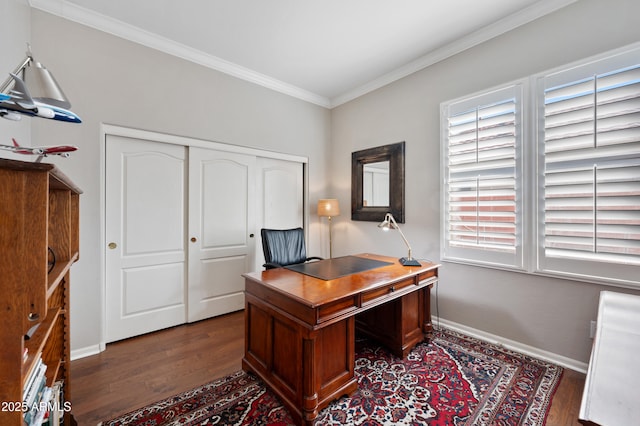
[
  {"left": 0, "top": 108, "right": 22, "bottom": 121},
  {"left": 0, "top": 139, "right": 45, "bottom": 155},
  {"left": 0, "top": 91, "right": 21, "bottom": 119},
  {"left": 0, "top": 144, "right": 44, "bottom": 154}
]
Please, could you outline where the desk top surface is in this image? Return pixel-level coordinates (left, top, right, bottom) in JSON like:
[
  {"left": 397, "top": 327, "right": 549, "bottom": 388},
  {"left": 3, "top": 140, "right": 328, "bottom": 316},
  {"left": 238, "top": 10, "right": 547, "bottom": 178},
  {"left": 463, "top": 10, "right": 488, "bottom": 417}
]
[
  {"left": 243, "top": 253, "right": 439, "bottom": 307},
  {"left": 285, "top": 255, "right": 393, "bottom": 280}
]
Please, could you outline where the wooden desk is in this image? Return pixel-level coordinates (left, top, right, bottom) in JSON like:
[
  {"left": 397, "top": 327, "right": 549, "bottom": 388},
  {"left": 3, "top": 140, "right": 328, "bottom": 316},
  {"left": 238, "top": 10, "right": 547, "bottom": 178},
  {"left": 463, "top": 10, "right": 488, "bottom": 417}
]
[{"left": 242, "top": 253, "right": 439, "bottom": 425}]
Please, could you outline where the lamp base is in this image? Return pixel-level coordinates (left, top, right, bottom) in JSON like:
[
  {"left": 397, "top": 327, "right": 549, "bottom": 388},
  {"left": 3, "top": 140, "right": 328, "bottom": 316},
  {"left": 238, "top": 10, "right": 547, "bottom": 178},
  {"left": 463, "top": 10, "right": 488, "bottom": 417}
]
[{"left": 399, "top": 257, "right": 421, "bottom": 266}]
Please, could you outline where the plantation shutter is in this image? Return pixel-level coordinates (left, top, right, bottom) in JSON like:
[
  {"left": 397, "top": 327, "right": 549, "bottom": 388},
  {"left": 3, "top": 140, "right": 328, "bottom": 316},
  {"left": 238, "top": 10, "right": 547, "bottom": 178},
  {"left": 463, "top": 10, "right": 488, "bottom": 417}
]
[
  {"left": 539, "top": 56, "right": 640, "bottom": 283},
  {"left": 443, "top": 84, "right": 523, "bottom": 268}
]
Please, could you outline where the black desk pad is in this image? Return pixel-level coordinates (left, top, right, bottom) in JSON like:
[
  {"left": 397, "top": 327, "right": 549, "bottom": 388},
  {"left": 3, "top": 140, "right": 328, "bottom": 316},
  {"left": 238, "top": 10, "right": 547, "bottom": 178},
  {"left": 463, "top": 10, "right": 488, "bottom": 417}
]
[{"left": 285, "top": 255, "right": 393, "bottom": 281}]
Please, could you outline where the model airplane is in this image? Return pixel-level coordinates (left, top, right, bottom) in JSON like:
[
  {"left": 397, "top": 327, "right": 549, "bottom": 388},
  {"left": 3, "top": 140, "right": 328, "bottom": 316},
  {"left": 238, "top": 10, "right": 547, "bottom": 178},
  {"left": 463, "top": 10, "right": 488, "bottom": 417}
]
[
  {"left": 0, "top": 73, "right": 81, "bottom": 123},
  {"left": 0, "top": 138, "right": 77, "bottom": 161}
]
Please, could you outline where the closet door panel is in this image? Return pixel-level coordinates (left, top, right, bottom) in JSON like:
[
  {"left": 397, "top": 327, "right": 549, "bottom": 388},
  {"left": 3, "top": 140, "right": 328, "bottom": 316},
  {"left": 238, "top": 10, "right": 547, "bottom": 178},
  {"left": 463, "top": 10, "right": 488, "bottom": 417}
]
[
  {"left": 200, "top": 159, "right": 250, "bottom": 253},
  {"left": 105, "top": 135, "right": 187, "bottom": 342},
  {"left": 255, "top": 158, "right": 304, "bottom": 270},
  {"left": 188, "top": 147, "right": 256, "bottom": 322}
]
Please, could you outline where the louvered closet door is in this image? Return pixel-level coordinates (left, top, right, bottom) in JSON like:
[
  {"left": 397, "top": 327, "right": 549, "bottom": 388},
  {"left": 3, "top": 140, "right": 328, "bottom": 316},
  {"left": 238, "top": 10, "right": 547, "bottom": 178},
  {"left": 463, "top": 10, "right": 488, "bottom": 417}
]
[{"left": 105, "top": 136, "right": 187, "bottom": 342}]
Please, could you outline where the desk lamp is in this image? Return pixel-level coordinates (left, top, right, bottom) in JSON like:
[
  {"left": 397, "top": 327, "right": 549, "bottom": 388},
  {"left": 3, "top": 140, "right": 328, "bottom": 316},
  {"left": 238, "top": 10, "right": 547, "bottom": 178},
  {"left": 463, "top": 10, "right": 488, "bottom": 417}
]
[
  {"left": 317, "top": 199, "right": 340, "bottom": 258},
  {"left": 378, "top": 212, "right": 420, "bottom": 266}
]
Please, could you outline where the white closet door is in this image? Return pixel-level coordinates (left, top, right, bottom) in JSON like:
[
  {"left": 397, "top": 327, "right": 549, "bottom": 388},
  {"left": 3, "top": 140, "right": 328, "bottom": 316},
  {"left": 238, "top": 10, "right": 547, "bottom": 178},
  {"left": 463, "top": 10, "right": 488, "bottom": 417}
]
[
  {"left": 105, "top": 136, "right": 187, "bottom": 342},
  {"left": 187, "top": 147, "right": 256, "bottom": 322},
  {"left": 255, "top": 158, "right": 304, "bottom": 271}
]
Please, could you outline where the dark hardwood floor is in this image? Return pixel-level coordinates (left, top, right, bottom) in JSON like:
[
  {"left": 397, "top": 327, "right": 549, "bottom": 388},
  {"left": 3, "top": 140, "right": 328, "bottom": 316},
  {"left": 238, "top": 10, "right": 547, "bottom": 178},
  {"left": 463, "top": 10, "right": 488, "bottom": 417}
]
[
  {"left": 71, "top": 311, "right": 585, "bottom": 425},
  {"left": 71, "top": 311, "right": 245, "bottom": 425}
]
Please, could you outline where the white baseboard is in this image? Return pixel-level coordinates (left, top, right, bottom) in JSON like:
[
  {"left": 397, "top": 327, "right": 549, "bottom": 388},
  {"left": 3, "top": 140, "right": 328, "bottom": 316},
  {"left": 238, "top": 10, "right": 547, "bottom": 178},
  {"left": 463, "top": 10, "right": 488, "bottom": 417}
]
[
  {"left": 435, "top": 317, "right": 588, "bottom": 374},
  {"left": 70, "top": 343, "right": 105, "bottom": 361},
  {"left": 70, "top": 321, "right": 587, "bottom": 373}
]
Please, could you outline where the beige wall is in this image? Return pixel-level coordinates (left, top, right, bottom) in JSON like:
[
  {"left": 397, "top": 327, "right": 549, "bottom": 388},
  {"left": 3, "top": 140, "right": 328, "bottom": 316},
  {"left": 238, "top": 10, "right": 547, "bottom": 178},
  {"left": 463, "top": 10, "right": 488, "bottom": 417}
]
[
  {"left": 27, "top": 10, "right": 331, "bottom": 352},
  {"left": 0, "top": 0, "right": 30, "bottom": 146},
  {"left": 7, "top": 0, "right": 640, "bottom": 365},
  {"left": 330, "top": 0, "right": 640, "bottom": 365}
]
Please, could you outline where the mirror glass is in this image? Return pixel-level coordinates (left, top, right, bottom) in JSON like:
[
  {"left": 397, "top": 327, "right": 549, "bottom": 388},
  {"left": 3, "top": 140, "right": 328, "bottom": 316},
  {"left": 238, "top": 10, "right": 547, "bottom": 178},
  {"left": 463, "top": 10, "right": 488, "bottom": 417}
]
[{"left": 363, "top": 161, "right": 389, "bottom": 206}]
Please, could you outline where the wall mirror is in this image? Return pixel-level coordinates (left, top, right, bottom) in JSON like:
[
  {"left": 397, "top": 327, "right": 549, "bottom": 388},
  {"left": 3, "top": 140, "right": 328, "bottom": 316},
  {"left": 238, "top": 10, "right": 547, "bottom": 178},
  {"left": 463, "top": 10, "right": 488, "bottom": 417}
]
[{"left": 351, "top": 141, "right": 405, "bottom": 222}]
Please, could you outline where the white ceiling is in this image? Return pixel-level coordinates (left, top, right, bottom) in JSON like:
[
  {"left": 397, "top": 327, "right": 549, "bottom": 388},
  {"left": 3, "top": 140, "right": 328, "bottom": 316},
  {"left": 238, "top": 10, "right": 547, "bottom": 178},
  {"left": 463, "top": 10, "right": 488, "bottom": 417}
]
[{"left": 30, "top": 0, "right": 576, "bottom": 107}]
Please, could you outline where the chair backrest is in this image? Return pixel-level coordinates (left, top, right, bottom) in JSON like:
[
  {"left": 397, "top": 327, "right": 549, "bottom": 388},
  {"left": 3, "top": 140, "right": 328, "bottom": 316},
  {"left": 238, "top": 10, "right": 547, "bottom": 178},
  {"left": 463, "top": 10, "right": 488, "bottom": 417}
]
[{"left": 261, "top": 228, "right": 308, "bottom": 268}]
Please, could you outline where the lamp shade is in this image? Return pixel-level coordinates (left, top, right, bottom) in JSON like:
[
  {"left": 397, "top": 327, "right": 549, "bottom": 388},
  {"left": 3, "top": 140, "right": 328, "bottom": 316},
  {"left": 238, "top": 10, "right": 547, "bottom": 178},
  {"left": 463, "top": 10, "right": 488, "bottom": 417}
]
[
  {"left": 317, "top": 199, "right": 340, "bottom": 217},
  {"left": 23, "top": 60, "right": 71, "bottom": 109}
]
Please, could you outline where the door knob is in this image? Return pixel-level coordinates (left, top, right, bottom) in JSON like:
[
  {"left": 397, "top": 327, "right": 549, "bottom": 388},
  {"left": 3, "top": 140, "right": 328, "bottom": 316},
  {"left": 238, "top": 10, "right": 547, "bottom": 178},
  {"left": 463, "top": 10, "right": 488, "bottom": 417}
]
[
  {"left": 249, "top": 233, "right": 254, "bottom": 238},
  {"left": 108, "top": 242, "right": 117, "bottom": 249},
  {"left": 191, "top": 237, "right": 197, "bottom": 243}
]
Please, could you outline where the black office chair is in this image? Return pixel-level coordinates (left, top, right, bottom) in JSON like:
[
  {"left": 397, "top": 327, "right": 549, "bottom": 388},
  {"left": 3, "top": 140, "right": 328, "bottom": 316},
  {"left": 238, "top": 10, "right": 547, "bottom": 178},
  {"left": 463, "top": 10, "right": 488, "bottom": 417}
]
[{"left": 261, "top": 228, "right": 323, "bottom": 269}]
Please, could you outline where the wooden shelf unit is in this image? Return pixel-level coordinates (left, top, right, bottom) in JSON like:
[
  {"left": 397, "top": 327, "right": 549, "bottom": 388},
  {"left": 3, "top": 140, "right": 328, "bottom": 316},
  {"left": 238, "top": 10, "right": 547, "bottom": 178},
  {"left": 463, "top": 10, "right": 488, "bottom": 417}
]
[{"left": 0, "top": 158, "right": 81, "bottom": 426}]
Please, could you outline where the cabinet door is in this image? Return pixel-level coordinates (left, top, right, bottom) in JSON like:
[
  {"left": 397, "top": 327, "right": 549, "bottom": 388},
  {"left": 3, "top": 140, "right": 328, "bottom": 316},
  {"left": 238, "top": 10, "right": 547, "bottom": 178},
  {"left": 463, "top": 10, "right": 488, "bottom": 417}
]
[
  {"left": 187, "top": 147, "right": 256, "bottom": 322},
  {"left": 105, "top": 135, "right": 187, "bottom": 342}
]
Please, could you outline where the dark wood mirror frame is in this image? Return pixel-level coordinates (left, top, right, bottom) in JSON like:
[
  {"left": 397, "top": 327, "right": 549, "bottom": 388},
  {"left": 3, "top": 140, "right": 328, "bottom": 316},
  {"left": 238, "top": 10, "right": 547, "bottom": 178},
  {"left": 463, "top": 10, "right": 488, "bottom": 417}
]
[{"left": 351, "top": 141, "right": 405, "bottom": 223}]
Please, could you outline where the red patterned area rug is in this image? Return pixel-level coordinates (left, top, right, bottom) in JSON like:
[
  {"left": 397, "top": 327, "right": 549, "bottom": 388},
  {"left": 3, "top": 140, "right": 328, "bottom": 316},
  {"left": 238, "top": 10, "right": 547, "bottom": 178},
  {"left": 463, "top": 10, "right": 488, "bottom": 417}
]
[{"left": 100, "top": 328, "right": 563, "bottom": 425}]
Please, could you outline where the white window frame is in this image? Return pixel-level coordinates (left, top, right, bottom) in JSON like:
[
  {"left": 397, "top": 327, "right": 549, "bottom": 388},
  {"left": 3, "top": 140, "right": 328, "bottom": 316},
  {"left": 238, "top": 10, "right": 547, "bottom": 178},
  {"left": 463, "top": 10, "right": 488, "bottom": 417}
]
[
  {"left": 440, "top": 42, "right": 640, "bottom": 289},
  {"left": 534, "top": 45, "right": 640, "bottom": 287},
  {"left": 441, "top": 82, "right": 527, "bottom": 271}
]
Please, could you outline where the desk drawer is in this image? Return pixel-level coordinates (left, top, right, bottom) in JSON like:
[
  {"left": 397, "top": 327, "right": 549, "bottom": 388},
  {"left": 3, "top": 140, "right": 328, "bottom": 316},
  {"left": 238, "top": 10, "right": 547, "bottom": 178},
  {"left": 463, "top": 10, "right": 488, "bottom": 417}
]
[
  {"left": 361, "top": 277, "right": 415, "bottom": 307},
  {"left": 418, "top": 269, "right": 437, "bottom": 283},
  {"left": 318, "top": 296, "right": 358, "bottom": 323}
]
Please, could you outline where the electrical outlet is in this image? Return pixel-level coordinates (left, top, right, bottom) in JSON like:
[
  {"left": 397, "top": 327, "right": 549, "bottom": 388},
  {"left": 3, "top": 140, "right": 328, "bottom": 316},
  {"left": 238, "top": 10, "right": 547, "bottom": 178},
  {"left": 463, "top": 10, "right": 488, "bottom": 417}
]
[{"left": 590, "top": 320, "right": 597, "bottom": 338}]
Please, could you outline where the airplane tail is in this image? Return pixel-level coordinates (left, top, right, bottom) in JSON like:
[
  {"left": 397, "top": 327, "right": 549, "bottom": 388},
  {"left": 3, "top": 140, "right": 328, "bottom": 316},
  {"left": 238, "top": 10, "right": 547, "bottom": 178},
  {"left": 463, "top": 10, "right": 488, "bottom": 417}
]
[
  {"left": 9, "top": 74, "right": 36, "bottom": 110},
  {"left": 12, "top": 138, "right": 20, "bottom": 148}
]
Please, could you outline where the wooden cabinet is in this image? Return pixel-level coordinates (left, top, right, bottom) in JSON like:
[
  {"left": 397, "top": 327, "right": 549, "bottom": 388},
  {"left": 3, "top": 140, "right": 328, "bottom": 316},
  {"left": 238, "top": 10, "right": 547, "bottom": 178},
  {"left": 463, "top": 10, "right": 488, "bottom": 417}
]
[{"left": 0, "top": 159, "right": 80, "bottom": 426}]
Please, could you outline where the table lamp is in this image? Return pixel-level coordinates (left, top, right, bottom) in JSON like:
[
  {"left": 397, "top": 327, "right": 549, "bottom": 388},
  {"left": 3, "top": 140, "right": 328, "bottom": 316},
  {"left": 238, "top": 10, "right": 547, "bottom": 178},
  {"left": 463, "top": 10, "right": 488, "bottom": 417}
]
[
  {"left": 378, "top": 212, "right": 420, "bottom": 266},
  {"left": 317, "top": 199, "right": 340, "bottom": 258}
]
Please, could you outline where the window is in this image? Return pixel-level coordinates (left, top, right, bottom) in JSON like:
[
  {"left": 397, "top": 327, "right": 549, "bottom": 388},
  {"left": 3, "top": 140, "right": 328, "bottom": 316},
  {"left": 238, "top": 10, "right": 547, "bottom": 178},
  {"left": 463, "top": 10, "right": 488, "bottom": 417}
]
[
  {"left": 441, "top": 43, "right": 640, "bottom": 288},
  {"left": 536, "top": 48, "right": 640, "bottom": 286},
  {"left": 441, "top": 84, "right": 524, "bottom": 269}
]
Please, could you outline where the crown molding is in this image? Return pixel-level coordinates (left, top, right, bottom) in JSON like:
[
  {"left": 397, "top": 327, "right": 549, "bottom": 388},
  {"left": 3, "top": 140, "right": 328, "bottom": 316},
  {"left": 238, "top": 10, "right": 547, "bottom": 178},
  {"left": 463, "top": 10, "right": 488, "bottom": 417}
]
[
  {"left": 330, "top": 0, "right": 578, "bottom": 107},
  {"left": 29, "top": 0, "right": 576, "bottom": 110},
  {"left": 28, "top": 0, "right": 332, "bottom": 108}
]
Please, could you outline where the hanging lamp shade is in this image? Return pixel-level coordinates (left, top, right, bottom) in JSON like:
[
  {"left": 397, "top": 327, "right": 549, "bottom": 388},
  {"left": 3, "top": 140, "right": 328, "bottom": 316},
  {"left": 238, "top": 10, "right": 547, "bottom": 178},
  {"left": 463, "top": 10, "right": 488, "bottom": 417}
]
[{"left": 23, "top": 60, "right": 71, "bottom": 109}]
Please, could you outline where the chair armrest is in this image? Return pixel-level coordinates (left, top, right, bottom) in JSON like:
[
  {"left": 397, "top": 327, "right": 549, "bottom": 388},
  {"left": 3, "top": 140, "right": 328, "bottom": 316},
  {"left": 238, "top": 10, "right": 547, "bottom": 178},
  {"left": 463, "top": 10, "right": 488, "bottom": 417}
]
[{"left": 263, "top": 262, "right": 283, "bottom": 269}]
